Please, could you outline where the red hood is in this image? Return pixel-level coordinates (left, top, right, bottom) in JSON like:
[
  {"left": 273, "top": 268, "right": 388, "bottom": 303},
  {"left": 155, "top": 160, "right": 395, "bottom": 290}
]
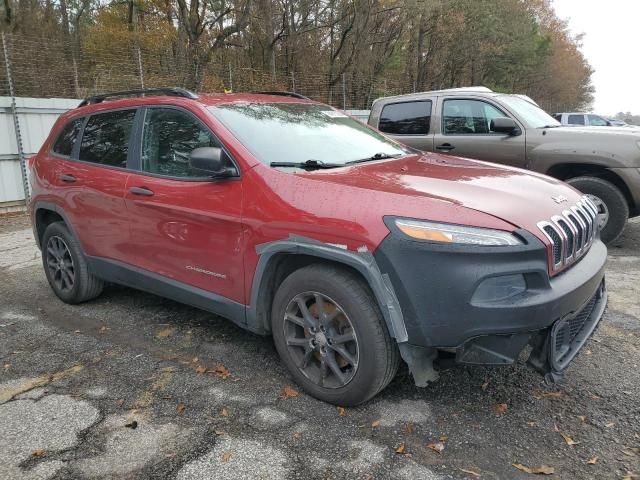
[{"left": 299, "top": 152, "right": 583, "bottom": 237}]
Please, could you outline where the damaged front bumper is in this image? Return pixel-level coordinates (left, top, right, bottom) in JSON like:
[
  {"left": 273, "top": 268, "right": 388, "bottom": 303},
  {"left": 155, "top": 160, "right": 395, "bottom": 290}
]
[{"left": 374, "top": 226, "right": 608, "bottom": 386}]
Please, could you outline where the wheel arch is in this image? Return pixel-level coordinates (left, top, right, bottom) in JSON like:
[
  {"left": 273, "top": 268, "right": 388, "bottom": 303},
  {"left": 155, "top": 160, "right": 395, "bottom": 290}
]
[
  {"left": 33, "top": 202, "right": 77, "bottom": 250},
  {"left": 546, "top": 163, "right": 636, "bottom": 216},
  {"left": 247, "top": 236, "right": 408, "bottom": 344}
]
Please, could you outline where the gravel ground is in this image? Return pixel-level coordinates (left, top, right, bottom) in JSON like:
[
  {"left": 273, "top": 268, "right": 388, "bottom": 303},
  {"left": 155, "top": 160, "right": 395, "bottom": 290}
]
[{"left": 0, "top": 213, "right": 639, "bottom": 480}]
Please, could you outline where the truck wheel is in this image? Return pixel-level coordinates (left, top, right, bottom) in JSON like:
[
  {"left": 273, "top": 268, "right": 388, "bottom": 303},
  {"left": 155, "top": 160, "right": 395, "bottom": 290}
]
[
  {"left": 271, "top": 264, "right": 400, "bottom": 406},
  {"left": 566, "top": 176, "right": 629, "bottom": 244},
  {"left": 42, "top": 222, "right": 104, "bottom": 304}
]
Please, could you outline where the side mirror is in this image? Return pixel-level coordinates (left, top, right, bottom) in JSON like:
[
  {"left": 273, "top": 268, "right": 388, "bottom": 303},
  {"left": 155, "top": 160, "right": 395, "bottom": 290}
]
[
  {"left": 189, "top": 147, "right": 237, "bottom": 178},
  {"left": 490, "top": 117, "right": 520, "bottom": 136}
]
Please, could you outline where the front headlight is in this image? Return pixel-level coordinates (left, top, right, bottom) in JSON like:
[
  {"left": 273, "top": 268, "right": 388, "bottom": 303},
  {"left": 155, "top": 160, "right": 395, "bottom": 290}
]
[{"left": 394, "top": 219, "right": 522, "bottom": 246}]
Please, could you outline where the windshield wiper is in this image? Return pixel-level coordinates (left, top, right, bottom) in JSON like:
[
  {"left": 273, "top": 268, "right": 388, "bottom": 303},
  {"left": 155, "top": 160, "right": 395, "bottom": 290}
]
[
  {"left": 345, "top": 152, "right": 403, "bottom": 165},
  {"left": 269, "top": 159, "right": 343, "bottom": 170}
]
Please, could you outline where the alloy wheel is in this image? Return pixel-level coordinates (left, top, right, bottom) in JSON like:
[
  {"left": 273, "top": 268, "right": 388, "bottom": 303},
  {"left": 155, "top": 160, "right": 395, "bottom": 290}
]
[
  {"left": 46, "top": 235, "right": 75, "bottom": 292},
  {"left": 283, "top": 291, "right": 359, "bottom": 389}
]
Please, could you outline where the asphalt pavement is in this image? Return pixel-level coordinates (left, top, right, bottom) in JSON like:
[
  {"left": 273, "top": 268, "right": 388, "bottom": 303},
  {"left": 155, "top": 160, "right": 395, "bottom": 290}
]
[{"left": 1, "top": 213, "right": 639, "bottom": 479}]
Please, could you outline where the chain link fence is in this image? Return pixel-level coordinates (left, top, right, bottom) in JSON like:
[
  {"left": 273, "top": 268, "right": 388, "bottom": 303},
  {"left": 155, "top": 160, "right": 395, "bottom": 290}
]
[{"left": 0, "top": 32, "right": 414, "bottom": 109}]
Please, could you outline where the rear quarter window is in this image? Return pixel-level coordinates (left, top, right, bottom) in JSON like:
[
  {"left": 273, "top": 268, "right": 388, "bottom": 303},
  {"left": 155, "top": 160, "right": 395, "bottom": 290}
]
[
  {"left": 567, "top": 114, "right": 585, "bottom": 125},
  {"left": 379, "top": 100, "right": 432, "bottom": 135},
  {"left": 52, "top": 118, "right": 83, "bottom": 157}
]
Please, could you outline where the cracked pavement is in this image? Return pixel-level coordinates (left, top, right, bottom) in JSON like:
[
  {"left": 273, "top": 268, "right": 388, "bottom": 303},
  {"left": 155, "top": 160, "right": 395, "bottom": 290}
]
[{"left": 0, "top": 213, "right": 639, "bottom": 479}]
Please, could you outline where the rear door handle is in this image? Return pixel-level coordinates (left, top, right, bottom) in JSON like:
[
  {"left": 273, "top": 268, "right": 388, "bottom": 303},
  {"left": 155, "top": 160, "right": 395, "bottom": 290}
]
[
  {"left": 60, "top": 174, "right": 77, "bottom": 183},
  {"left": 129, "top": 186, "right": 154, "bottom": 197},
  {"left": 436, "top": 143, "right": 455, "bottom": 152}
]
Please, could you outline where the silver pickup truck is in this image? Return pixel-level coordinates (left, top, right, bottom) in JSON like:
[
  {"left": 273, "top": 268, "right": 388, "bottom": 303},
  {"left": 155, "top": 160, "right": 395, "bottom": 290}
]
[{"left": 368, "top": 87, "right": 640, "bottom": 244}]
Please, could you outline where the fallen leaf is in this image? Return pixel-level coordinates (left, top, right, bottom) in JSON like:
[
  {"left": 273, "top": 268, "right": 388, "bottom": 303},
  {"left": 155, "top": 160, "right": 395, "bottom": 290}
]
[
  {"left": 32, "top": 449, "right": 47, "bottom": 457},
  {"left": 587, "top": 456, "right": 598, "bottom": 465},
  {"left": 124, "top": 420, "right": 138, "bottom": 429},
  {"left": 221, "top": 407, "right": 229, "bottom": 417},
  {"left": 371, "top": 419, "right": 381, "bottom": 428},
  {"left": 395, "top": 443, "right": 406, "bottom": 454},
  {"left": 605, "top": 422, "right": 615, "bottom": 428},
  {"left": 560, "top": 432, "right": 579, "bottom": 446},
  {"left": 405, "top": 422, "right": 414, "bottom": 434},
  {"left": 212, "top": 365, "right": 231, "bottom": 379},
  {"left": 214, "top": 429, "right": 225, "bottom": 436},
  {"left": 292, "top": 432, "right": 302, "bottom": 439},
  {"left": 222, "top": 451, "right": 231, "bottom": 462},
  {"left": 176, "top": 403, "right": 186, "bottom": 414},
  {"left": 460, "top": 468, "right": 481, "bottom": 477},
  {"left": 512, "top": 463, "right": 555, "bottom": 475},
  {"left": 116, "top": 399, "right": 125, "bottom": 407},
  {"left": 527, "top": 421, "right": 537, "bottom": 427},
  {"left": 195, "top": 365, "right": 207, "bottom": 374},
  {"left": 280, "top": 386, "right": 299, "bottom": 399},
  {"left": 493, "top": 403, "right": 508, "bottom": 414},
  {"left": 553, "top": 423, "right": 560, "bottom": 432},
  {"left": 440, "top": 435, "right": 449, "bottom": 442},
  {"left": 99, "top": 326, "right": 109, "bottom": 333},
  {"left": 427, "top": 442, "right": 445, "bottom": 454},
  {"left": 337, "top": 406, "right": 346, "bottom": 417},
  {"left": 542, "top": 391, "right": 563, "bottom": 398},
  {"left": 577, "top": 416, "right": 587, "bottom": 422},
  {"left": 191, "top": 357, "right": 199, "bottom": 363},
  {"left": 156, "top": 328, "right": 173, "bottom": 338},
  {"left": 481, "top": 380, "right": 489, "bottom": 391}
]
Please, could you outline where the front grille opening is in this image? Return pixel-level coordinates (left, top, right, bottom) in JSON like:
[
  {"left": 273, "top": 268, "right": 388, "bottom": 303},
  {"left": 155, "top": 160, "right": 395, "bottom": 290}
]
[
  {"left": 567, "top": 214, "right": 584, "bottom": 250},
  {"left": 538, "top": 196, "right": 596, "bottom": 273},
  {"left": 557, "top": 220, "right": 575, "bottom": 258},
  {"left": 544, "top": 225, "right": 562, "bottom": 264},
  {"left": 576, "top": 209, "right": 591, "bottom": 240}
]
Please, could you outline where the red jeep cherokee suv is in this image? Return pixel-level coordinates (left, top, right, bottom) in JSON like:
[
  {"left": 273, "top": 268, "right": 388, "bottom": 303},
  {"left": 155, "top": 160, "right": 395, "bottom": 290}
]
[{"left": 30, "top": 88, "right": 607, "bottom": 405}]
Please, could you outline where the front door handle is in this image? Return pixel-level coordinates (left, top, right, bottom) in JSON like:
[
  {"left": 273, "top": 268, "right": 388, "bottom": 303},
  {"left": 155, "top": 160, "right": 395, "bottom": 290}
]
[
  {"left": 436, "top": 143, "right": 455, "bottom": 152},
  {"left": 60, "top": 174, "right": 77, "bottom": 183},
  {"left": 129, "top": 186, "right": 154, "bottom": 197}
]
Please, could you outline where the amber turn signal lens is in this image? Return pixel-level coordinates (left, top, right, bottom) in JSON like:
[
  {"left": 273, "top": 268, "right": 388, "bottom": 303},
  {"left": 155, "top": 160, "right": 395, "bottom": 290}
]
[{"left": 396, "top": 224, "right": 453, "bottom": 242}]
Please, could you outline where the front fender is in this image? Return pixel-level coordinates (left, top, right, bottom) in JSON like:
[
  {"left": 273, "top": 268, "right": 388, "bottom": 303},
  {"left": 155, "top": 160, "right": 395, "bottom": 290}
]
[{"left": 247, "top": 235, "right": 408, "bottom": 343}]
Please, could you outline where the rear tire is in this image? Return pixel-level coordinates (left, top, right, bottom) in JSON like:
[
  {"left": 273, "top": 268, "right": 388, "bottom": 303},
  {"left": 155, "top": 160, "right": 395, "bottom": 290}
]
[
  {"left": 41, "top": 222, "right": 104, "bottom": 304},
  {"left": 271, "top": 264, "right": 400, "bottom": 406},
  {"left": 566, "top": 176, "right": 628, "bottom": 244}
]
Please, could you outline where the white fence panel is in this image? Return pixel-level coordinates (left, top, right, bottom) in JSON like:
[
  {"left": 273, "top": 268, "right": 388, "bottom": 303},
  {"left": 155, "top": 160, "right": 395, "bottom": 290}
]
[{"left": 0, "top": 97, "right": 79, "bottom": 206}]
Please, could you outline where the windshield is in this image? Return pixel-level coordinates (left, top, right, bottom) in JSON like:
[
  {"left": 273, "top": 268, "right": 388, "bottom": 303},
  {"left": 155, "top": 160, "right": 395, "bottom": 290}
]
[
  {"left": 499, "top": 95, "right": 560, "bottom": 129},
  {"left": 209, "top": 103, "right": 411, "bottom": 166}
]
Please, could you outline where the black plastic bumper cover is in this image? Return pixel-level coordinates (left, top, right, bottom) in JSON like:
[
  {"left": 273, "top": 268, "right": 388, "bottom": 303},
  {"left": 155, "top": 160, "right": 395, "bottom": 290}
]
[{"left": 374, "top": 226, "right": 607, "bottom": 350}]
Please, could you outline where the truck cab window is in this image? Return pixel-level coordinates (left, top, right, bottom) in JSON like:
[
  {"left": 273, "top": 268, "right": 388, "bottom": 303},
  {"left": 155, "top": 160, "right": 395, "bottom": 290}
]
[{"left": 379, "top": 101, "right": 432, "bottom": 135}]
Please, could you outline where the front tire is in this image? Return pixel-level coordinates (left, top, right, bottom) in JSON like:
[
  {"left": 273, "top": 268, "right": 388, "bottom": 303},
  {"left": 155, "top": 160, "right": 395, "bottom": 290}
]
[
  {"left": 271, "top": 264, "right": 400, "bottom": 406},
  {"left": 566, "top": 176, "right": 628, "bottom": 244},
  {"left": 41, "top": 222, "right": 104, "bottom": 304}
]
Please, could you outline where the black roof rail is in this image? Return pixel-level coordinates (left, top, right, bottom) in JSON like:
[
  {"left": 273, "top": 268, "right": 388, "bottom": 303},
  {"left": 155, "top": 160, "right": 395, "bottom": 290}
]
[
  {"left": 253, "top": 91, "right": 309, "bottom": 100},
  {"left": 78, "top": 87, "right": 198, "bottom": 107}
]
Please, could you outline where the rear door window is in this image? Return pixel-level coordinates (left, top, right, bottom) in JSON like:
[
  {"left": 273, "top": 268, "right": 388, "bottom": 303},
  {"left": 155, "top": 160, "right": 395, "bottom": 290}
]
[
  {"left": 442, "top": 99, "right": 505, "bottom": 134},
  {"left": 379, "top": 101, "right": 432, "bottom": 135},
  {"left": 79, "top": 109, "right": 137, "bottom": 168},
  {"left": 567, "top": 114, "right": 585, "bottom": 125},
  {"left": 52, "top": 118, "right": 83, "bottom": 157}
]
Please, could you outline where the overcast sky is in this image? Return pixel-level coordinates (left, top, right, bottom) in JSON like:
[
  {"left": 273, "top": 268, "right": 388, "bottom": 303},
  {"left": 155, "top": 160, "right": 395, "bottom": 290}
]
[{"left": 552, "top": 0, "right": 640, "bottom": 115}]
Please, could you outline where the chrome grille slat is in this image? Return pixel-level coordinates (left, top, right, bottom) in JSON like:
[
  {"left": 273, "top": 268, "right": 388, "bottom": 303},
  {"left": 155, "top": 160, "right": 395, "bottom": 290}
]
[{"left": 537, "top": 195, "right": 598, "bottom": 273}]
